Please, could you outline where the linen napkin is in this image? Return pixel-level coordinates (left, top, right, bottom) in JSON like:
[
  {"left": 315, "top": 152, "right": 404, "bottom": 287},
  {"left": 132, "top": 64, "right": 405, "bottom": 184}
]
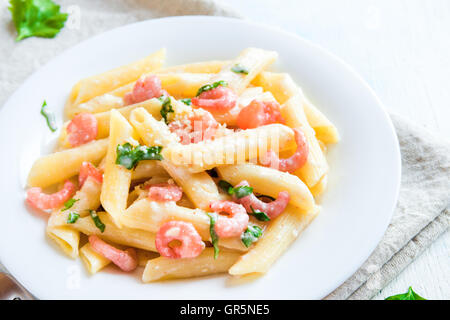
[{"left": 0, "top": 0, "right": 448, "bottom": 300}]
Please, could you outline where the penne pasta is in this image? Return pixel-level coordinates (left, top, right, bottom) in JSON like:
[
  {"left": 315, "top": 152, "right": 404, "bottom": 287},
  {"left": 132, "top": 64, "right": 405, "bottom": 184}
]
[
  {"left": 80, "top": 243, "right": 111, "bottom": 274},
  {"left": 160, "top": 60, "right": 230, "bottom": 74},
  {"left": 143, "top": 248, "right": 241, "bottom": 282},
  {"left": 46, "top": 225, "right": 80, "bottom": 259}
]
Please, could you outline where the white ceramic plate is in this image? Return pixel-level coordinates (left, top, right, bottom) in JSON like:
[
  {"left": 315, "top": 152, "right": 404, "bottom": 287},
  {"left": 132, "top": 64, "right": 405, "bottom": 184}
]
[{"left": 0, "top": 16, "right": 401, "bottom": 299}]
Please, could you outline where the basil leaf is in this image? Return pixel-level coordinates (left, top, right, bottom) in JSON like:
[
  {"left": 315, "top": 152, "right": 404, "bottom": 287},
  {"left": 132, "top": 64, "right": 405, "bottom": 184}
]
[
  {"left": 90, "top": 210, "right": 105, "bottom": 233},
  {"left": 61, "top": 198, "right": 79, "bottom": 211},
  {"left": 206, "top": 212, "right": 219, "bottom": 259},
  {"left": 241, "top": 225, "right": 263, "bottom": 248},
  {"left": 232, "top": 186, "right": 253, "bottom": 199},
  {"left": 180, "top": 98, "right": 192, "bottom": 106},
  {"left": 9, "top": 0, "right": 68, "bottom": 41},
  {"left": 66, "top": 212, "right": 80, "bottom": 224},
  {"left": 231, "top": 64, "right": 249, "bottom": 75},
  {"left": 40, "top": 100, "right": 57, "bottom": 132},
  {"left": 196, "top": 80, "right": 228, "bottom": 97},
  {"left": 160, "top": 96, "right": 174, "bottom": 124},
  {"left": 385, "top": 287, "right": 426, "bottom": 300},
  {"left": 249, "top": 206, "right": 270, "bottom": 221},
  {"left": 116, "top": 143, "right": 163, "bottom": 169},
  {"left": 256, "top": 194, "right": 276, "bottom": 202},
  {"left": 218, "top": 180, "right": 233, "bottom": 193}
]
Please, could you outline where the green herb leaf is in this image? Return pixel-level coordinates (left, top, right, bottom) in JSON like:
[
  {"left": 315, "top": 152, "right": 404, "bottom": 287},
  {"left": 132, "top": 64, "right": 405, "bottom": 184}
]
[
  {"left": 256, "top": 194, "right": 276, "bottom": 201},
  {"left": 9, "top": 0, "right": 68, "bottom": 41},
  {"left": 61, "top": 198, "right": 79, "bottom": 211},
  {"left": 196, "top": 80, "right": 228, "bottom": 97},
  {"left": 207, "top": 212, "right": 219, "bottom": 259},
  {"left": 232, "top": 186, "right": 253, "bottom": 199},
  {"left": 231, "top": 64, "right": 249, "bottom": 75},
  {"left": 218, "top": 180, "right": 233, "bottom": 193},
  {"left": 66, "top": 211, "right": 80, "bottom": 224},
  {"left": 160, "top": 96, "right": 174, "bottom": 124},
  {"left": 40, "top": 100, "right": 57, "bottom": 132},
  {"left": 90, "top": 210, "right": 105, "bottom": 233},
  {"left": 116, "top": 143, "right": 163, "bottom": 169},
  {"left": 249, "top": 206, "right": 270, "bottom": 221},
  {"left": 180, "top": 98, "right": 192, "bottom": 106},
  {"left": 385, "top": 287, "right": 426, "bottom": 300},
  {"left": 241, "top": 225, "right": 263, "bottom": 248}
]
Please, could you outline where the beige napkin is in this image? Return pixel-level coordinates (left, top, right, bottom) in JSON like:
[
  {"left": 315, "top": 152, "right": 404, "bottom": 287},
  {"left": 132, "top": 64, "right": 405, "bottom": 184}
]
[{"left": 0, "top": 0, "right": 448, "bottom": 300}]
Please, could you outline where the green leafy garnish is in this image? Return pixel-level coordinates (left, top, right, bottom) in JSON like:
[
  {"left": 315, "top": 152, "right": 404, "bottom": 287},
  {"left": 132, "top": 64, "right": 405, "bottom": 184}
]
[
  {"left": 385, "top": 287, "right": 426, "bottom": 300},
  {"left": 61, "top": 198, "right": 79, "bottom": 211},
  {"left": 217, "top": 180, "right": 253, "bottom": 198},
  {"left": 249, "top": 206, "right": 270, "bottom": 221},
  {"left": 231, "top": 64, "right": 249, "bottom": 75},
  {"left": 159, "top": 96, "right": 174, "bottom": 124},
  {"left": 207, "top": 212, "right": 219, "bottom": 259},
  {"left": 66, "top": 211, "right": 80, "bottom": 224},
  {"left": 218, "top": 180, "right": 233, "bottom": 193},
  {"left": 196, "top": 80, "right": 228, "bottom": 97},
  {"left": 256, "top": 194, "right": 276, "bottom": 202},
  {"left": 241, "top": 225, "right": 263, "bottom": 248},
  {"left": 116, "top": 143, "right": 163, "bottom": 169},
  {"left": 40, "top": 100, "right": 57, "bottom": 132},
  {"left": 180, "top": 98, "right": 192, "bottom": 106},
  {"left": 90, "top": 210, "right": 105, "bottom": 233},
  {"left": 9, "top": 0, "right": 68, "bottom": 41}
]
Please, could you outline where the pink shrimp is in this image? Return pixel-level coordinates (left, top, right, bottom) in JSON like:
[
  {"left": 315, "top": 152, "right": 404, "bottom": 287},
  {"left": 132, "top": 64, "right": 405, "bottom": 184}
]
[
  {"left": 232, "top": 181, "right": 290, "bottom": 219},
  {"left": 67, "top": 113, "right": 98, "bottom": 147},
  {"left": 26, "top": 180, "right": 76, "bottom": 211},
  {"left": 89, "top": 235, "right": 138, "bottom": 272},
  {"left": 123, "top": 75, "right": 166, "bottom": 105},
  {"left": 261, "top": 128, "right": 309, "bottom": 173},
  {"left": 168, "top": 109, "right": 219, "bottom": 145},
  {"left": 191, "top": 86, "right": 237, "bottom": 112},
  {"left": 155, "top": 221, "right": 205, "bottom": 259},
  {"left": 236, "top": 100, "right": 285, "bottom": 129},
  {"left": 209, "top": 200, "right": 249, "bottom": 238},
  {"left": 147, "top": 183, "right": 183, "bottom": 202},
  {"left": 78, "top": 161, "right": 103, "bottom": 187}
]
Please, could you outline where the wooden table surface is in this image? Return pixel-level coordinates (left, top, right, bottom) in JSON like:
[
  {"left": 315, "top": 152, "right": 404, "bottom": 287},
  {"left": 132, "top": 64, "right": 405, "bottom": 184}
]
[{"left": 224, "top": 0, "right": 449, "bottom": 299}]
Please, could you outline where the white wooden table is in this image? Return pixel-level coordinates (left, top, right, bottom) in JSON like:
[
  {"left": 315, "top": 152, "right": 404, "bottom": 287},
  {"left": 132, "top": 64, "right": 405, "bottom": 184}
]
[{"left": 224, "top": 0, "right": 449, "bottom": 299}]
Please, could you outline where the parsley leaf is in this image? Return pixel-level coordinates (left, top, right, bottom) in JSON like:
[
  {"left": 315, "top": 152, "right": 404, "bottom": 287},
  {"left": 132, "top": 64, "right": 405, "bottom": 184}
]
[
  {"left": 385, "top": 287, "right": 426, "bottom": 300},
  {"left": 9, "top": 0, "right": 68, "bottom": 41},
  {"left": 241, "top": 225, "right": 263, "bottom": 248},
  {"left": 61, "top": 198, "right": 79, "bottom": 211},
  {"left": 159, "top": 96, "right": 174, "bottom": 124},
  {"left": 66, "top": 211, "right": 80, "bottom": 224},
  {"left": 249, "top": 206, "right": 270, "bottom": 221},
  {"left": 196, "top": 80, "right": 228, "bottom": 97},
  {"left": 180, "top": 98, "right": 192, "bottom": 106},
  {"left": 90, "top": 210, "right": 105, "bottom": 233},
  {"left": 217, "top": 180, "right": 253, "bottom": 198},
  {"left": 207, "top": 212, "right": 219, "bottom": 259},
  {"left": 40, "top": 100, "right": 57, "bottom": 132},
  {"left": 231, "top": 64, "right": 249, "bottom": 75},
  {"left": 116, "top": 143, "right": 163, "bottom": 170},
  {"left": 218, "top": 180, "right": 233, "bottom": 193}
]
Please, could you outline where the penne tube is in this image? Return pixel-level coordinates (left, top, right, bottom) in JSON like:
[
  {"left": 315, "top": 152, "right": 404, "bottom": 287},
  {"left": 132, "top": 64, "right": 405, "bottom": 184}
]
[
  {"left": 46, "top": 225, "right": 80, "bottom": 259},
  {"left": 143, "top": 248, "right": 241, "bottom": 282},
  {"left": 217, "top": 163, "right": 315, "bottom": 212},
  {"left": 137, "top": 249, "right": 159, "bottom": 267},
  {"left": 163, "top": 124, "right": 296, "bottom": 173},
  {"left": 80, "top": 243, "right": 111, "bottom": 274},
  {"left": 27, "top": 139, "right": 108, "bottom": 188},
  {"left": 129, "top": 108, "right": 222, "bottom": 210},
  {"left": 65, "top": 48, "right": 165, "bottom": 117},
  {"left": 281, "top": 94, "right": 329, "bottom": 188},
  {"left": 310, "top": 174, "right": 328, "bottom": 198},
  {"left": 160, "top": 60, "right": 231, "bottom": 74},
  {"left": 101, "top": 110, "right": 138, "bottom": 227},
  {"left": 229, "top": 205, "right": 320, "bottom": 276},
  {"left": 121, "top": 199, "right": 249, "bottom": 252},
  {"left": 132, "top": 160, "right": 168, "bottom": 180}
]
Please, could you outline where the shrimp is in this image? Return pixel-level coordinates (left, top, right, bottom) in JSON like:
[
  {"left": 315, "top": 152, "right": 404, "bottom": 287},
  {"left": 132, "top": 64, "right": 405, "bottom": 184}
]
[
  {"left": 209, "top": 200, "right": 249, "bottom": 238},
  {"left": 155, "top": 221, "right": 205, "bottom": 259},
  {"left": 148, "top": 183, "right": 183, "bottom": 202},
  {"left": 89, "top": 235, "right": 138, "bottom": 272},
  {"left": 123, "top": 75, "right": 165, "bottom": 105},
  {"left": 26, "top": 180, "right": 76, "bottom": 211},
  {"left": 78, "top": 161, "right": 103, "bottom": 187},
  {"left": 232, "top": 181, "right": 290, "bottom": 219},
  {"left": 67, "top": 113, "right": 98, "bottom": 147},
  {"left": 261, "top": 128, "right": 309, "bottom": 173},
  {"left": 168, "top": 109, "right": 219, "bottom": 144},
  {"left": 191, "top": 86, "right": 237, "bottom": 112},
  {"left": 236, "top": 99, "right": 285, "bottom": 129}
]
